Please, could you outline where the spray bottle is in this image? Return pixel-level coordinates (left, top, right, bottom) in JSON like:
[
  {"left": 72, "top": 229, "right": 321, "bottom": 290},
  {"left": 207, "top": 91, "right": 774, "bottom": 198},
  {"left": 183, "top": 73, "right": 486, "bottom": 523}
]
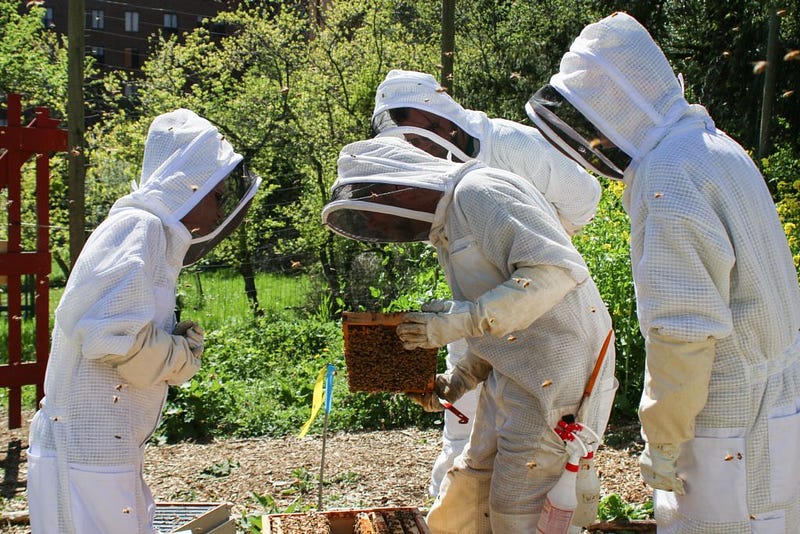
[
  {"left": 536, "top": 423, "right": 587, "bottom": 534},
  {"left": 572, "top": 424, "right": 602, "bottom": 528}
]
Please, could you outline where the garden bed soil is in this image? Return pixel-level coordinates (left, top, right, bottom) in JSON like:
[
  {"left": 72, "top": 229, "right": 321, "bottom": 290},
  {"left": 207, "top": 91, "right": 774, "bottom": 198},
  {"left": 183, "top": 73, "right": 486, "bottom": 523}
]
[{"left": 1, "top": 408, "right": 649, "bottom": 533}]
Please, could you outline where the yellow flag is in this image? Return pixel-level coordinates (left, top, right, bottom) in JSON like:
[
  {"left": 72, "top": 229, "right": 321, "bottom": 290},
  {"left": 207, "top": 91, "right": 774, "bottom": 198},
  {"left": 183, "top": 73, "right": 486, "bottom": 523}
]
[{"left": 298, "top": 366, "right": 328, "bottom": 438}]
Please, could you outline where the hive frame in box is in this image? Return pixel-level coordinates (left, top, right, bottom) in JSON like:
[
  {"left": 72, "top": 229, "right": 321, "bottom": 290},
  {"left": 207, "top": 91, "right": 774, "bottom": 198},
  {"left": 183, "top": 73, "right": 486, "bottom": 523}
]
[
  {"left": 342, "top": 312, "right": 437, "bottom": 394},
  {"left": 264, "top": 506, "right": 431, "bottom": 534}
]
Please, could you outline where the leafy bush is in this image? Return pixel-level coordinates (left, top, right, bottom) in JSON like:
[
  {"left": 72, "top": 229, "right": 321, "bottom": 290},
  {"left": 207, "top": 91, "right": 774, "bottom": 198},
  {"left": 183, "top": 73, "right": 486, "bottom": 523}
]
[{"left": 761, "top": 135, "right": 800, "bottom": 280}]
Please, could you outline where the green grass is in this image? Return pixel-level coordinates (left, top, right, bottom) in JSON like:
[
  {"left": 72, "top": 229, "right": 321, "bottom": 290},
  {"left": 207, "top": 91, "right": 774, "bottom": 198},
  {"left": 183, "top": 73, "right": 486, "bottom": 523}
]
[{"left": 176, "top": 269, "right": 314, "bottom": 329}]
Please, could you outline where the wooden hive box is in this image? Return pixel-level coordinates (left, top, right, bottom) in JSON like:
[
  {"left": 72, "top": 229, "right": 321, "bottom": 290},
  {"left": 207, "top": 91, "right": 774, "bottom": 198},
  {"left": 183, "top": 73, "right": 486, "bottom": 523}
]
[
  {"left": 342, "top": 311, "right": 437, "bottom": 394},
  {"left": 264, "top": 506, "right": 431, "bottom": 534}
]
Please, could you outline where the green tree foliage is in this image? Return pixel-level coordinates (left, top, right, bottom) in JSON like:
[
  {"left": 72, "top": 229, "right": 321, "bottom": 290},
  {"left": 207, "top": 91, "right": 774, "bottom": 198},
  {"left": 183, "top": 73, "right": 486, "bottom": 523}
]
[
  {"left": 0, "top": 0, "right": 97, "bottom": 280},
  {"left": 90, "top": 0, "right": 441, "bottom": 316},
  {"left": 277, "top": 1, "right": 440, "bottom": 313},
  {"left": 452, "top": 1, "right": 606, "bottom": 118},
  {"left": 660, "top": 1, "right": 800, "bottom": 151},
  {"left": 0, "top": 1, "right": 68, "bottom": 112}
]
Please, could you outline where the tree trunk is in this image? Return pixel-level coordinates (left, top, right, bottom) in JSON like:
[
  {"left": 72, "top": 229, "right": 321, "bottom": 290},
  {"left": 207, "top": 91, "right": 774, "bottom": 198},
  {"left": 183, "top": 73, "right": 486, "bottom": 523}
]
[
  {"left": 758, "top": 5, "right": 779, "bottom": 160},
  {"left": 67, "top": 0, "right": 86, "bottom": 266},
  {"left": 237, "top": 224, "right": 262, "bottom": 317},
  {"left": 441, "top": 0, "right": 456, "bottom": 96}
]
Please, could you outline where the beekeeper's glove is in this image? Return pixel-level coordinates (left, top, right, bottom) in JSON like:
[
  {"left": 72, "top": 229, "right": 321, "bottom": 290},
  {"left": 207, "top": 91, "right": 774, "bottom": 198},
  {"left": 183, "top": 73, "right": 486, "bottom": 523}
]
[
  {"left": 396, "top": 265, "right": 576, "bottom": 350},
  {"left": 407, "top": 350, "right": 491, "bottom": 409},
  {"left": 436, "top": 351, "right": 492, "bottom": 404},
  {"left": 637, "top": 330, "right": 716, "bottom": 493},
  {"left": 406, "top": 391, "right": 445, "bottom": 412},
  {"left": 639, "top": 443, "right": 685, "bottom": 495},
  {"left": 174, "top": 320, "right": 205, "bottom": 358}
]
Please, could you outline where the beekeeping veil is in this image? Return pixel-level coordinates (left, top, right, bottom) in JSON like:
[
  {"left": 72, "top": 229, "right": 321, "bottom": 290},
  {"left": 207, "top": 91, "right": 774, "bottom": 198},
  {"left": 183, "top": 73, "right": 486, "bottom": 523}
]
[
  {"left": 371, "top": 69, "right": 485, "bottom": 162},
  {"left": 116, "top": 108, "right": 261, "bottom": 265},
  {"left": 525, "top": 12, "right": 690, "bottom": 180},
  {"left": 322, "top": 137, "right": 463, "bottom": 243}
]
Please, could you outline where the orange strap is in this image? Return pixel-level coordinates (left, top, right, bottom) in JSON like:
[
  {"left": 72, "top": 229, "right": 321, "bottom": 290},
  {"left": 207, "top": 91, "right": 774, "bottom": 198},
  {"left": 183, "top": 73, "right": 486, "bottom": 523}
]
[{"left": 582, "top": 328, "right": 614, "bottom": 400}]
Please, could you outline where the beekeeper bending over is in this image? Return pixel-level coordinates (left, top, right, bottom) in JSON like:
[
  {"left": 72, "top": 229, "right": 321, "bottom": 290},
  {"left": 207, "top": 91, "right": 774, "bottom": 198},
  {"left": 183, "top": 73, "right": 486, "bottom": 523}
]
[
  {"left": 26, "top": 109, "right": 261, "bottom": 534},
  {"left": 526, "top": 11, "right": 800, "bottom": 533},
  {"left": 372, "top": 69, "right": 602, "bottom": 497},
  {"left": 322, "top": 136, "right": 617, "bottom": 532}
]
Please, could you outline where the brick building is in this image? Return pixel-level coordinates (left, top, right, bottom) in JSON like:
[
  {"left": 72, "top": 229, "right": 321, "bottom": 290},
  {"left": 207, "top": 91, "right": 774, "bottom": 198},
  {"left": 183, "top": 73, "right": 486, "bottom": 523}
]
[{"left": 38, "top": 0, "right": 240, "bottom": 75}]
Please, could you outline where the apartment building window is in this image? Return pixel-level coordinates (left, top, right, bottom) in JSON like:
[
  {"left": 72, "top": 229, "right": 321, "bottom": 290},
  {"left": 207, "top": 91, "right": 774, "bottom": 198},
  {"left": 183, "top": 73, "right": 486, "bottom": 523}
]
[
  {"left": 43, "top": 7, "right": 55, "bottom": 28},
  {"left": 90, "top": 10, "right": 104, "bottom": 30},
  {"left": 163, "top": 13, "right": 178, "bottom": 29},
  {"left": 125, "top": 11, "right": 139, "bottom": 32},
  {"left": 89, "top": 46, "right": 105, "bottom": 65},
  {"left": 124, "top": 48, "right": 140, "bottom": 69}
]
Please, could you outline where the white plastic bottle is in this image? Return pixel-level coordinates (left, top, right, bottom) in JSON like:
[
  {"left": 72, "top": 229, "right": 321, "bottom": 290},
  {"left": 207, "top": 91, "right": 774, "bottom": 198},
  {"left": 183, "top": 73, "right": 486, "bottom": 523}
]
[
  {"left": 536, "top": 458, "right": 579, "bottom": 534},
  {"left": 573, "top": 450, "right": 601, "bottom": 528}
]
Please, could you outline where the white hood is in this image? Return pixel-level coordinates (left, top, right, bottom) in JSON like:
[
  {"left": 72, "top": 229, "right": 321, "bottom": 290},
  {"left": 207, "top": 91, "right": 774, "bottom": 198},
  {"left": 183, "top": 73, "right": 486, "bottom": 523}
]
[
  {"left": 548, "top": 12, "right": 696, "bottom": 162},
  {"left": 112, "top": 108, "right": 243, "bottom": 231},
  {"left": 372, "top": 69, "right": 490, "bottom": 161},
  {"left": 323, "top": 137, "right": 480, "bottom": 243}
]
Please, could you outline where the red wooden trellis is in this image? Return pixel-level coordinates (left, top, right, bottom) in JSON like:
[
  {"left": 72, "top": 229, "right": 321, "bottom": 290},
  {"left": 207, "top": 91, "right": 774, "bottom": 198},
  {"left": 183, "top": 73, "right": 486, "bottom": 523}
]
[{"left": 0, "top": 93, "right": 67, "bottom": 429}]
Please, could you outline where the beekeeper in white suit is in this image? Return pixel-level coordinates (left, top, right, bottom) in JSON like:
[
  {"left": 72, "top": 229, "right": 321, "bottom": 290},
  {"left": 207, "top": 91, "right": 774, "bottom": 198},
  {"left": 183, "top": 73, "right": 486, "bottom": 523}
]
[
  {"left": 26, "top": 108, "right": 261, "bottom": 534},
  {"left": 322, "top": 136, "right": 617, "bottom": 532},
  {"left": 526, "top": 11, "right": 800, "bottom": 533},
  {"left": 372, "top": 69, "right": 602, "bottom": 497}
]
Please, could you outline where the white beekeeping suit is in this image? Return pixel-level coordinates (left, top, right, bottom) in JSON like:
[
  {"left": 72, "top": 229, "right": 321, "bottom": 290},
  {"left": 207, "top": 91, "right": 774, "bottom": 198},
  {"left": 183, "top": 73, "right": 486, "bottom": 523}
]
[
  {"left": 26, "top": 109, "right": 260, "bottom": 534},
  {"left": 372, "top": 69, "right": 603, "bottom": 497},
  {"left": 323, "top": 137, "right": 617, "bottom": 532},
  {"left": 527, "top": 11, "right": 800, "bottom": 533}
]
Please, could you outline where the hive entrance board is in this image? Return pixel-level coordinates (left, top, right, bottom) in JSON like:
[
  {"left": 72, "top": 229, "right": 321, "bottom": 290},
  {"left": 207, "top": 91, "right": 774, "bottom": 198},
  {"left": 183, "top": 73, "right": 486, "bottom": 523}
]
[{"left": 342, "top": 312, "right": 437, "bottom": 394}]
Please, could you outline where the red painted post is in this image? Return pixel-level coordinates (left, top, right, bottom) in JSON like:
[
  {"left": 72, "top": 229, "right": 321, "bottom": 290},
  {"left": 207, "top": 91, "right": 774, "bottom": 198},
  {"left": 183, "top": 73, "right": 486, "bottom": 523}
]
[{"left": 0, "top": 94, "right": 67, "bottom": 429}]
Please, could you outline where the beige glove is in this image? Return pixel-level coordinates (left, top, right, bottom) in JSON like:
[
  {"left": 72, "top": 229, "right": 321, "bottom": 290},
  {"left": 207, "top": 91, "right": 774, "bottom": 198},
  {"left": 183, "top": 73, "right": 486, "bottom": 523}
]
[
  {"left": 407, "top": 351, "right": 491, "bottom": 409},
  {"left": 407, "top": 391, "right": 445, "bottom": 412},
  {"left": 396, "top": 265, "right": 576, "bottom": 350},
  {"left": 639, "top": 442, "right": 685, "bottom": 495},
  {"left": 437, "top": 351, "right": 492, "bottom": 404},
  {"left": 173, "top": 320, "right": 204, "bottom": 357},
  {"left": 101, "top": 322, "right": 202, "bottom": 389},
  {"left": 638, "top": 330, "right": 715, "bottom": 493}
]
